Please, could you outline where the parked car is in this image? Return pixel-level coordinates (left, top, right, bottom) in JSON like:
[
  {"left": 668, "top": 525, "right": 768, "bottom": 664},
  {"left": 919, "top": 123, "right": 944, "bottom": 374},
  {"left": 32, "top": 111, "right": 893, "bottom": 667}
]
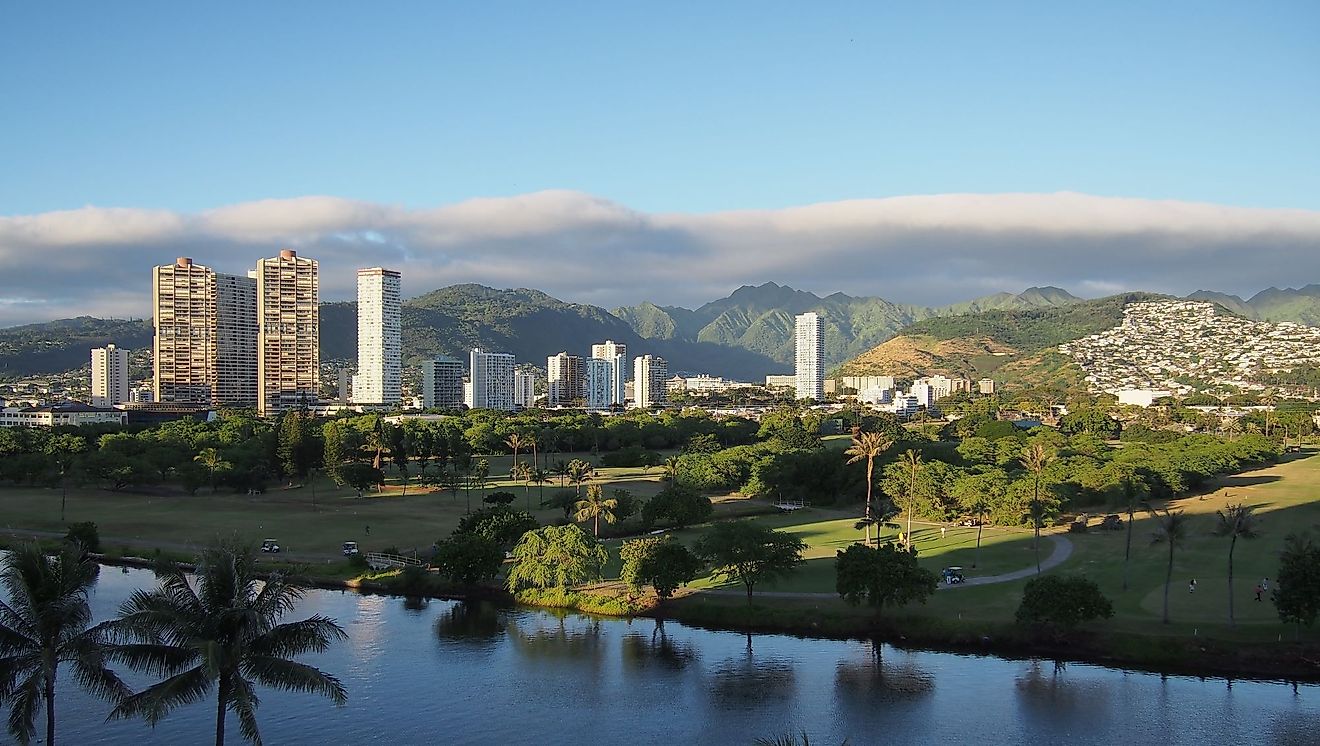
[
  {"left": 958, "top": 517, "right": 983, "bottom": 527},
  {"left": 260, "top": 538, "right": 281, "bottom": 553},
  {"left": 1100, "top": 514, "right": 1124, "bottom": 531},
  {"left": 342, "top": 541, "right": 360, "bottom": 556}
]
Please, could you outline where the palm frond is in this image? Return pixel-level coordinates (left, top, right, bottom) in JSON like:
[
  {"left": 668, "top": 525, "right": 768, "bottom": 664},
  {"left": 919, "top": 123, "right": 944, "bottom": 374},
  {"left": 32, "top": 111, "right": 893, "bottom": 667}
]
[
  {"left": 249, "top": 617, "right": 347, "bottom": 659},
  {"left": 109, "top": 665, "right": 212, "bottom": 725},
  {"left": 5, "top": 671, "right": 41, "bottom": 745},
  {"left": 242, "top": 656, "right": 348, "bottom": 706},
  {"left": 229, "top": 674, "right": 265, "bottom": 746}
]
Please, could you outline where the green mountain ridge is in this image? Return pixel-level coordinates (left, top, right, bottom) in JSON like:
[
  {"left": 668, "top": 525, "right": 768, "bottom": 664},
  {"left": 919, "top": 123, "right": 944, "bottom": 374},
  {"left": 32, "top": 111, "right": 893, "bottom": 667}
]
[{"left": 7, "top": 283, "right": 1320, "bottom": 384}]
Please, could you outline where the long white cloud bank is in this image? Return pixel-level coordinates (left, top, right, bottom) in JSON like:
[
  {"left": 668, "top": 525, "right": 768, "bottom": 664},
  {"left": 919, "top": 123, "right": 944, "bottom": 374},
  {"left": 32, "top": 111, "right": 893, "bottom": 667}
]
[{"left": 2, "top": 190, "right": 1319, "bottom": 326}]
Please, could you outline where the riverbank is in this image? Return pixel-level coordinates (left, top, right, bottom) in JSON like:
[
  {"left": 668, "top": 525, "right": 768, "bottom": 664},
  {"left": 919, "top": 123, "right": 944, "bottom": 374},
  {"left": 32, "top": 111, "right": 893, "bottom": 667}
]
[{"left": 41, "top": 546, "right": 1320, "bottom": 683}]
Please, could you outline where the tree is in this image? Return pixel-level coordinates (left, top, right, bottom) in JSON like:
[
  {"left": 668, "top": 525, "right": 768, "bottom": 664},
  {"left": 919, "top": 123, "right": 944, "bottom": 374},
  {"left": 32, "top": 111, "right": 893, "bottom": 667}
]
[
  {"left": 110, "top": 542, "right": 348, "bottom": 746},
  {"left": 504, "top": 433, "right": 527, "bottom": 487},
  {"left": 566, "top": 459, "right": 594, "bottom": 497},
  {"left": 619, "top": 536, "right": 702, "bottom": 600},
  {"left": 0, "top": 543, "right": 129, "bottom": 746},
  {"left": 1020, "top": 442, "right": 1055, "bottom": 574},
  {"left": 900, "top": 450, "right": 923, "bottom": 549},
  {"left": 573, "top": 484, "right": 618, "bottom": 537},
  {"left": 432, "top": 534, "right": 504, "bottom": 587},
  {"left": 336, "top": 463, "right": 383, "bottom": 497},
  {"left": 1149, "top": 507, "right": 1190, "bottom": 624},
  {"left": 386, "top": 424, "right": 410, "bottom": 497},
  {"left": 697, "top": 522, "right": 805, "bottom": 605},
  {"left": 63, "top": 522, "right": 101, "bottom": 554},
  {"left": 641, "top": 484, "right": 713, "bottom": 529},
  {"left": 1212, "top": 503, "right": 1260, "bottom": 626},
  {"left": 845, "top": 431, "right": 892, "bottom": 546},
  {"left": 472, "top": 458, "right": 491, "bottom": 506},
  {"left": 276, "top": 411, "right": 318, "bottom": 481},
  {"left": 454, "top": 506, "right": 539, "bottom": 549},
  {"left": 195, "top": 447, "right": 231, "bottom": 494},
  {"left": 1016, "top": 575, "right": 1114, "bottom": 633},
  {"left": 506, "top": 525, "right": 609, "bottom": 591},
  {"left": 1274, "top": 532, "right": 1320, "bottom": 638},
  {"left": 1118, "top": 467, "right": 1147, "bottom": 591},
  {"left": 834, "top": 542, "right": 937, "bottom": 616}
]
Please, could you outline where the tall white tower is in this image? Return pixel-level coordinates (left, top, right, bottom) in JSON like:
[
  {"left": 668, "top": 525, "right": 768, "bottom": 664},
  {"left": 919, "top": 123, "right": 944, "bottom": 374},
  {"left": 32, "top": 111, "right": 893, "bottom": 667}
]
[
  {"left": 794, "top": 312, "right": 824, "bottom": 401},
  {"left": 354, "top": 267, "right": 402, "bottom": 405},
  {"left": 469, "top": 348, "right": 516, "bottom": 411},
  {"left": 631, "top": 355, "right": 668, "bottom": 409},
  {"left": 590, "top": 340, "right": 628, "bottom": 406},
  {"left": 90, "top": 344, "right": 130, "bottom": 408}
]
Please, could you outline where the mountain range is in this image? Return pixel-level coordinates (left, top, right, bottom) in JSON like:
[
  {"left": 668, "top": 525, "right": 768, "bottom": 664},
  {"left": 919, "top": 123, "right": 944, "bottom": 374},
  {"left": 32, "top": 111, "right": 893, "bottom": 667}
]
[{"left": 4, "top": 282, "right": 1320, "bottom": 382}]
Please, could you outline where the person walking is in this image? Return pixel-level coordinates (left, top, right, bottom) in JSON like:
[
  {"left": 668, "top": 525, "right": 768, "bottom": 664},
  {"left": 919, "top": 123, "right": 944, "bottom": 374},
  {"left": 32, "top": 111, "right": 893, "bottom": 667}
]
[
  {"left": 1188, "top": 578, "right": 1197, "bottom": 593},
  {"left": 1262, "top": 577, "right": 1270, "bottom": 593},
  {"left": 941, "top": 526, "right": 947, "bottom": 540},
  {"left": 1254, "top": 584, "right": 1263, "bottom": 602},
  {"left": 366, "top": 524, "right": 371, "bottom": 536}
]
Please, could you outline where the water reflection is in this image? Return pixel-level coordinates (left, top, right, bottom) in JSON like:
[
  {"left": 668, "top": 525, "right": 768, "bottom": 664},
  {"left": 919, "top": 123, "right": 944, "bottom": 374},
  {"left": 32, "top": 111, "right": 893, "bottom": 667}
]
[
  {"left": 435, "top": 600, "right": 506, "bottom": 643},
  {"left": 620, "top": 619, "right": 698, "bottom": 671},
  {"left": 506, "top": 613, "right": 606, "bottom": 666},
  {"left": 707, "top": 633, "right": 797, "bottom": 708},
  {"left": 1014, "top": 658, "right": 1110, "bottom": 716},
  {"left": 834, "top": 640, "right": 935, "bottom": 704}
]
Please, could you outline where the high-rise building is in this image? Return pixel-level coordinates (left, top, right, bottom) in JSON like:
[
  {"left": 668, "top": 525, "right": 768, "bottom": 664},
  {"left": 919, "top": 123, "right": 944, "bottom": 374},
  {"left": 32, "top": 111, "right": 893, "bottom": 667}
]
[
  {"left": 513, "top": 370, "right": 537, "bottom": 408},
  {"left": 794, "top": 312, "right": 825, "bottom": 401},
  {"left": 631, "top": 355, "right": 668, "bottom": 409},
  {"left": 590, "top": 340, "right": 628, "bottom": 406},
  {"left": 214, "top": 272, "right": 257, "bottom": 407},
  {"left": 469, "top": 348, "right": 516, "bottom": 411},
  {"left": 841, "top": 375, "right": 895, "bottom": 394},
  {"left": 153, "top": 257, "right": 216, "bottom": 404},
  {"left": 583, "top": 358, "right": 613, "bottom": 410},
  {"left": 90, "top": 344, "right": 130, "bottom": 408},
  {"left": 256, "top": 250, "right": 319, "bottom": 415},
  {"left": 421, "top": 355, "right": 465, "bottom": 410},
  {"left": 354, "top": 267, "right": 402, "bottom": 405},
  {"left": 546, "top": 352, "right": 584, "bottom": 407},
  {"left": 979, "top": 378, "right": 998, "bottom": 395}
]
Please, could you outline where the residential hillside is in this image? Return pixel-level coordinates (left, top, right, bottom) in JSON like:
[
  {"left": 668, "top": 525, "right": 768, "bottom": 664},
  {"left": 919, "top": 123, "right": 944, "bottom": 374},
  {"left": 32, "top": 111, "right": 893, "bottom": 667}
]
[
  {"left": 1059, "top": 300, "right": 1320, "bottom": 395},
  {"left": 835, "top": 293, "right": 1169, "bottom": 394},
  {"left": 613, "top": 282, "right": 1085, "bottom": 368}
]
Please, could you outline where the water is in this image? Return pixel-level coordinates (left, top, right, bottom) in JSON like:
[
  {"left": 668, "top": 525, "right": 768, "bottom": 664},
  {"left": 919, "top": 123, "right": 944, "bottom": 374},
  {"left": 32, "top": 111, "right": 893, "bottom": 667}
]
[{"left": 36, "top": 566, "right": 1320, "bottom": 744}]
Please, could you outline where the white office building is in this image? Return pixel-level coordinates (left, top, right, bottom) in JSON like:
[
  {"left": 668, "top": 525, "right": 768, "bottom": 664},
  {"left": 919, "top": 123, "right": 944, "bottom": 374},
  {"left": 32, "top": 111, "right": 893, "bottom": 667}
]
[
  {"left": 910, "top": 382, "right": 934, "bottom": 409},
  {"left": 794, "top": 312, "right": 825, "bottom": 401},
  {"left": 978, "top": 378, "right": 998, "bottom": 395},
  {"left": 90, "top": 344, "right": 130, "bottom": 408},
  {"left": 584, "top": 358, "right": 613, "bottom": 410},
  {"left": 513, "top": 370, "right": 537, "bottom": 408},
  {"left": 631, "top": 355, "right": 668, "bottom": 409},
  {"left": 421, "top": 355, "right": 465, "bottom": 410},
  {"left": 842, "top": 375, "right": 895, "bottom": 393},
  {"left": 469, "top": 349, "right": 516, "bottom": 411},
  {"left": 354, "top": 267, "right": 402, "bottom": 405},
  {"left": 590, "top": 340, "right": 628, "bottom": 406}
]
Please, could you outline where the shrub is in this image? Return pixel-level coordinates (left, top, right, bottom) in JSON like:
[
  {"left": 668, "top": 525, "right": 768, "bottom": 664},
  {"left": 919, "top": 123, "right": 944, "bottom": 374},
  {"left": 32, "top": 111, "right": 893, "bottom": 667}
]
[
  {"left": 455, "top": 506, "right": 539, "bottom": 548},
  {"left": 641, "top": 484, "right": 713, "bottom": 529},
  {"left": 433, "top": 533, "right": 504, "bottom": 587},
  {"left": 482, "top": 490, "right": 517, "bottom": 506},
  {"left": 64, "top": 521, "right": 101, "bottom": 553},
  {"left": 1016, "top": 575, "right": 1114, "bottom": 631}
]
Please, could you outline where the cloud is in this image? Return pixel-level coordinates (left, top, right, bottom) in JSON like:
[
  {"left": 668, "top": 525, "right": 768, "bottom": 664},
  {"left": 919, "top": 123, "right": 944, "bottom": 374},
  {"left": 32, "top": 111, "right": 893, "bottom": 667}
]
[{"left": 1, "top": 190, "right": 1319, "bottom": 326}]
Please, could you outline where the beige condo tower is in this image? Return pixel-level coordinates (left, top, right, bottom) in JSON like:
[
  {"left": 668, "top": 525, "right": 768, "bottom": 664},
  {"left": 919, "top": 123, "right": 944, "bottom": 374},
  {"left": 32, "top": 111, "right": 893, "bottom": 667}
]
[{"left": 256, "top": 249, "right": 319, "bottom": 415}]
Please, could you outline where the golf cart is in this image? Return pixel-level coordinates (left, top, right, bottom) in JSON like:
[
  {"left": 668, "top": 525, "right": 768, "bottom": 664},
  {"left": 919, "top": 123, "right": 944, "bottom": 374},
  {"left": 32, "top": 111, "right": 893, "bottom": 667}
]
[
  {"left": 941, "top": 566, "right": 965, "bottom": 585},
  {"left": 342, "top": 541, "right": 360, "bottom": 556},
  {"left": 260, "top": 538, "right": 281, "bottom": 553},
  {"left": 1100, "top": 514, "right": 1124, "bottom": 531}
]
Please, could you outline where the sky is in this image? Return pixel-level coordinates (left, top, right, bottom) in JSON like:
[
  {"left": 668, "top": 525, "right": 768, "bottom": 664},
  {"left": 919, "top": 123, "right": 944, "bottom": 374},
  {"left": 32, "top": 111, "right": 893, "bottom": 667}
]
[{"left": 1, "top": 2, "right": 1318, "bottom": 325}]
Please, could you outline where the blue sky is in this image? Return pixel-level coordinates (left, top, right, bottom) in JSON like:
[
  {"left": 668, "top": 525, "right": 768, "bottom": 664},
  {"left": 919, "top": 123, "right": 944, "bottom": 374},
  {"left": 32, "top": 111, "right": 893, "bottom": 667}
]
[{"left": 2, "top": 1, "right": 1317, "bottom": 215}]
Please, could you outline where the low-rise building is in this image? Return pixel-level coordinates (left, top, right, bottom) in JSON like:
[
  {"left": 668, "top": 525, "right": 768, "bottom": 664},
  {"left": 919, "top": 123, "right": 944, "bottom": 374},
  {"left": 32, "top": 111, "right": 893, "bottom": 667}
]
[{"left": 1, "top": 403, "right": 127, "bottom": 428}]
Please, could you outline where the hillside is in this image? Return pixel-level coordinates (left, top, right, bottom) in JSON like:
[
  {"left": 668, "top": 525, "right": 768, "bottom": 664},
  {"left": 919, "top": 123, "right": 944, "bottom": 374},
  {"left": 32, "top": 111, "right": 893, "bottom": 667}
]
[
  {"left": 0, "top": 317, "right": 153, "bottom": 377},
  {"left": 835, "top": 293, "right": 1168, "bottom": 392},
  {"left": 312, "top": 285, "right": 782, "bottom": 380},
  {"left": 612, "top": 282, "right": 1084, "bottom": 368}
]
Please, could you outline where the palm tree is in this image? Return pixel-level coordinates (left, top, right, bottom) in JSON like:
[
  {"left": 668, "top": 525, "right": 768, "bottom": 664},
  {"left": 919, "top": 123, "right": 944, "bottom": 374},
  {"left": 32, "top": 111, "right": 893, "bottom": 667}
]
[
  {"left": 1261, "top": 392, "right": 1277, "bottom": 437},
  {"left": 473, "top": 458, "right": 490, "bottom": 506},
  {"left": 967, "top": 495, "right": 988, "bottom": 569},
  {"left": 1149, "top": 507, "right": 1191, "bottom": 624},
  {"left": 110, "top": 542, "right": 348, "bottom": 746},
  {"left": 0, "top": 543, "right": 129, "bottom": 746},
  {"left": 504, "top": 433, "right": 526, "bottom": 486},
  {"left": 1213, "top": 503, "right": 1260, "bottom": 627},
  {"left": 512, "top": 461, "right": 533, "bottom": 511},
  {"left": 530, "top": 468, "right": 551, "bottom": 506},
  {"left": 1020, "top": 442, "right": 1054, "bottom": 574},
  {"left": 662, "top": 456, "right": 682, "bottom": 485},
  {"left": 574, "top": 484, "right": 618, "bottom": 537},
  {"left": 552, "top": 459, "right": 570, "bottom": 488},
  {"left": 901, "top": 450, "right": 922, "bottom": 549},
  {"left": 845, "top": 432, "right": 892, "bottom": 546},
  {"left": 567, "top": 459, "right": 594, "bottom": 498},
  {"left": 195, "top": 447, "right": 231, "bottom": 494},
  {"left": 1119, "top": 469, "right": 1145, "bottom": 591}
]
